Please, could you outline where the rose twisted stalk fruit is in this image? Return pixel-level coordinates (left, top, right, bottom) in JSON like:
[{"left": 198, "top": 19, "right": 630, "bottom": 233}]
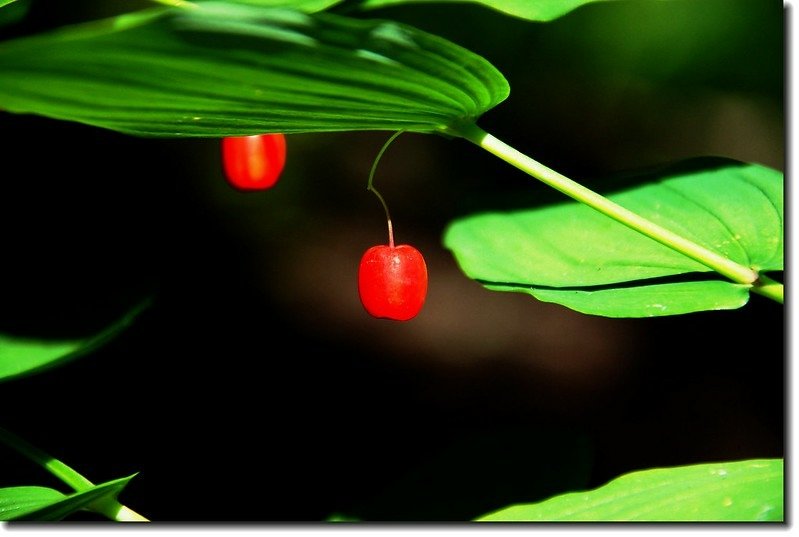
[
  {"left": 358, "top": 131, "right": 428, "bottom": 321},
  {"left": 359, "top": 242, "right": 428, "bottom": 321},
  {"left": 221, "top": 133, "right": 286, "bottom": 190}
]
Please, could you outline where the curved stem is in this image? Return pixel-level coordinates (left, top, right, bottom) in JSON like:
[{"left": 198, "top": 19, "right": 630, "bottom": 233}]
[
  {"left": 369, "top": 186, "right": 394, "bottom": 248},
  {"left": 451, "top": 123, "right": 781, "bottom": 299},
  {"left": 367, "top": 131, "right": 404, "bottom": 247}
]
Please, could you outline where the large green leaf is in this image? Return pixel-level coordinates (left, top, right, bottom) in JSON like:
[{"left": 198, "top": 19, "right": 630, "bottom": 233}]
[
  {"left": 443, "top": 160, "right": 783, "bottom": 317},
  {"left": 477, "top": 458, "right": 783, "bottom": 521},
  {"left": 357, "top": 0, "right": 619, "bottom": 22},
  {"left": 0, "top": 299, "right": 151, "bottom": 383},
  {"left": 0, "top": 2, "right": 508, "bottom": 136},
  {"left": 0, "top": 0, "right": 19, "bottom": 8},
  {"left": 2, "top": 475, "right": 135, "bottom": 521}
]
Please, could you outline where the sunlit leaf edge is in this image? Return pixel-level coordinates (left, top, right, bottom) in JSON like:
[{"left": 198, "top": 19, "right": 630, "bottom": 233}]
[
  {"left": 357, "top": 0, "right": 617, "bottom": 22},
  {"left": 476, "top": 458, "right": 783, "bottom": 522},
  {"left": 0, "top": 298, "right": 153, "bottom": 384},
  {"left": 484, "top": 279, "right": 751, "bottom": 317}
]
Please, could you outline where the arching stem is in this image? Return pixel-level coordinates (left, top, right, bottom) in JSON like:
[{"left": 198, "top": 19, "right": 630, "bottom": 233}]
[{"left": 367, "top": 131, "right": 405, "bottom": 248}]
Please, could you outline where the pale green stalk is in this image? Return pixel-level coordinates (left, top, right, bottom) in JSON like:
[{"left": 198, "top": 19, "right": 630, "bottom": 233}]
[{"left": 367, "top": 130, "right": 405, "bottom": 247}]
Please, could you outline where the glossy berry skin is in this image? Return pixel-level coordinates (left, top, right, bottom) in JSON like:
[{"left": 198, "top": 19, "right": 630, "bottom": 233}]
[
  {"left": 358, "top": 244, "right": 428, "bottom": 321},
  {"left": 222, "top": 133, "right": 286, "bottom": 191}
]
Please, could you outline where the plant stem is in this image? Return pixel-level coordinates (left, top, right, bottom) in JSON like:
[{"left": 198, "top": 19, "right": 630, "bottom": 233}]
[
  {"left": 369, "top": 186, "right": 395, "bottom": 247},
  {"left": 452, "top": 123, "right": 783, "bottom": 302},
  {"left": 367, "top": 131, "right": 405, "bottom": 247},
  {"left": 99, "top": 502, "right": 149, "bottom": 522},
  {"left": 0, "top": 426, "right": 149, "bottom": 522},
  {"left": 751, "top": 273, "right": 783, "bottom": 302}
]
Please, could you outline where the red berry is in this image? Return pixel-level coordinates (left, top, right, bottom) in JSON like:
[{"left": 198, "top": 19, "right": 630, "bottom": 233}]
[
  {"left": 221, "top": 133, "right": 286, "bottom": 191},
  {"left": 358, "top": 244, "right": 428, "bottom": 321}
]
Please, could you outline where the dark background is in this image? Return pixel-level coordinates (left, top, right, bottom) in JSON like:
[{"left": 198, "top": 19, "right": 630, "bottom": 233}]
[{"left": 0, "top": 0, "right": 784, "bottom": 522}]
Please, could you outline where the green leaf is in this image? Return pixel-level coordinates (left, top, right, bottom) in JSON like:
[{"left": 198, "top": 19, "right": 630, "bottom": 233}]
[
  {"left": 443, "top": 160, "right": 783, "bottom": 317},
  {"left": 477, "top": 458, "right": 783, "bottom": 522},
  {"left": 0, "top": 487, "right": 65, "bottom": 521},
  {"left": 356, "top": 0, "right": 618, "bottom": 22},
  {"left": 0, "top": 299, "right": 152, "bottom": 383},
  {"left": 0, "top": 2, "right": 508, "bottom": 136},
  {"left": 486, "top": 280, "right": 751, "bottom": 318},
  {"left": 0, "top": 0, "right": 19, "bottom": 8},
  {"left": 4, "top": 475, "right": 135, "bottom": 521}
]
